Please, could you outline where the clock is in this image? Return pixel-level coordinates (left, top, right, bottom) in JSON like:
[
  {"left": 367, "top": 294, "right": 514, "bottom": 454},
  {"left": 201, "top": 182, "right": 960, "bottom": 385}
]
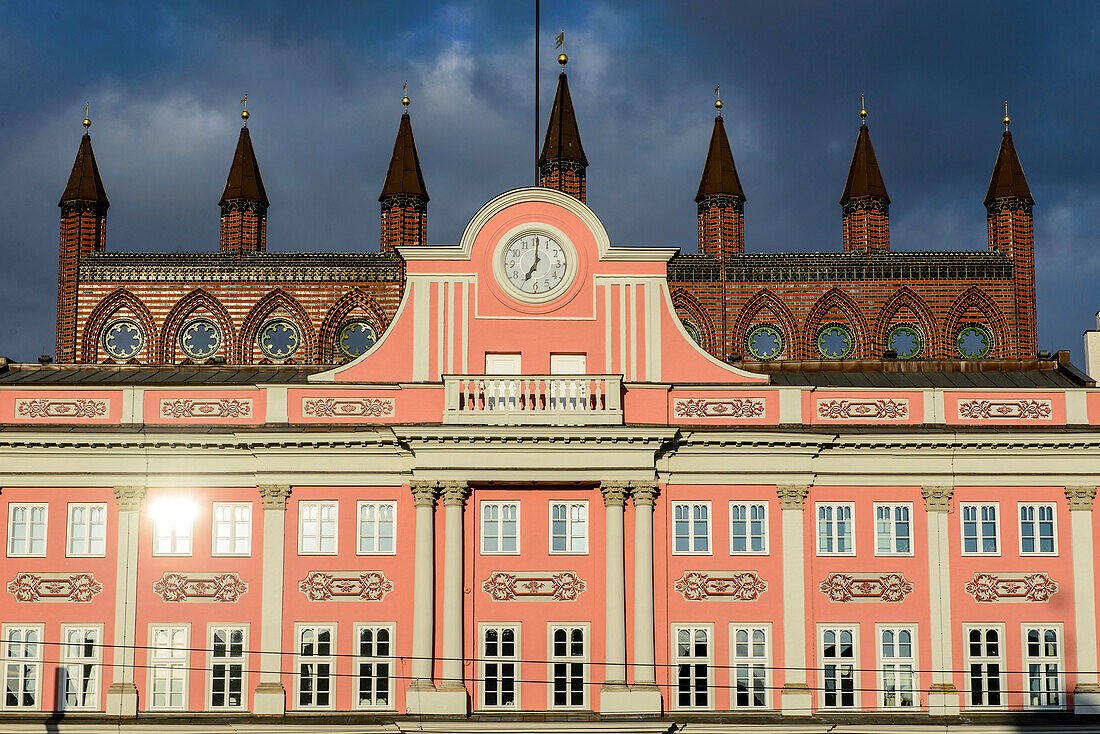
[{"left": 494, "top": 228, "right": 576, "bottom": 303}]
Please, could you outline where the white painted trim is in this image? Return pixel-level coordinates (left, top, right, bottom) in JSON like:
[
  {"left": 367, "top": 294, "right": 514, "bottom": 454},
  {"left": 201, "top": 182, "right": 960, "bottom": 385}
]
[
  {"left": 477, "top": 622, "right": 522, "bottom": 711},
  {"left": 545, "top": 622, "right": 591, "bottom": 710},
  {"left": 814, "top": 501, "right": 856, "bottom": 556},
  {"left": 670, "top": 623, "right": 715, "bottom": 711},
  {"left": 1020, "top": 622, "right": 1066, "bottom": 710},
  {"left": 57, "top": 623, "right": 104, "bottom": 711},
  {"left": 872, "top": 502, "right": 915, "bottom": 557},
  {"left": 816, "top": 623, "right": 861, "bottom": 711},
  {"left": 670, "top": 500, "right": 712, "bottom": 555},
  {"left": 1016, "top": 501, "right": 1059, "bottom": 556},
  {"left": 727, "top": 622, "right": 773, "bottom": 710},
  {"left": 873, "top": 623, "right": 919, "bottom": 711},
  {"left": 210, "top": 502, "right": 253, "bottom": 557},
  {"left": 479, "top": 500, "right": 521, "bottom": 555},
  {"left": 728, "top": 500, "right": 769, "bottom": 555},
  {"left": 959, "top": 502, "right": 1002, "bottom": 556},
  {"left": 297, "top": 499, "right": 339, "bottom": 556},
  {"left": 293, "top": 623, "right": 338, "bottom": 711},
  {"left": 266, "top": 386, "right": 288, "bottom": 423},
  {"left": 65, "top": 501, "right": 108, "bottom": 557},
  {"left": 491, "top": 224, "right": 579, "bottom": 305},
  {"left": 6, "top": 502, "right": 48, "bottom": 557},
  {"left": 547, "top": 499, "right": 589, "bottom": 555},
  {"left": 352, "top": 622, "right": 397, "bottom": 710},
  {"left": 146, "top": 623, "right": 191, "bottom": 712},
  {"left": 205, "top": 623, "right": 249, "bottom": 712},
  {"left": 355, "top": 500, "right": 398, "bottom": 556},
  {"left": 962, "top": 623, "right": 1007, "bottom": 710},
  {"left": 0, "top": 623, "right": 45, "bottom": 711}
]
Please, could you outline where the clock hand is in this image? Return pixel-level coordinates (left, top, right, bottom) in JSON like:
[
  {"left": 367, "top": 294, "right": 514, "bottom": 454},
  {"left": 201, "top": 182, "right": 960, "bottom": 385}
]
[{"left": 524, "top": 238, "right": 541, "bottom": 281}]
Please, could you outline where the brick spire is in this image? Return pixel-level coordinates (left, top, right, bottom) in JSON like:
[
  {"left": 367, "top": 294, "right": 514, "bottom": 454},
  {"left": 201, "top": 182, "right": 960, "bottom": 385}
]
[
  {"left": 840, "top": 105, "right": 890, "bottom": 252},
  {"left": 539, "top": 71, "right": 588, "bottom": 202},
  {"left": 379, "top": 109, "right": 428, "bottom": 254},
  {"left": 57, "top": 126, "right": 110, "bottom": 362},
  {"left": 219, "top": 125, "right": 269, "bottom": 255},
  {"left": 695, "top": 112, "right": 745, "bottom": 258}
]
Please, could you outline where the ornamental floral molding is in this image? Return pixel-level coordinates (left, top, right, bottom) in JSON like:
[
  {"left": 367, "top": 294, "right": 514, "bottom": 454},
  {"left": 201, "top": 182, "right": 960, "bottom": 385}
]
[
  {"left": 673, "top": 398, "right": 766, "bottom": 419},
  {"left": 964, "top": 572, "right": 1059, "bottom": 602},
  {"left": 482, "top": 571, "right": 586, "bottom": 601},
  {"left": 674, "top": 571, "right": 767, "bottom": 601},
  {"left": 15, "top": 398, "right": 109, "bottom": 419},
  {"left": 957, "top": 399, "right": 1052, "bottom": 421},
  {"left": 302, "top": 397, "right": 395, "bottom": 418},
  {"left": 160, "top": 398, "right": 252, "bottom": 419},
  {"left": 299, "top": 571, "right": 393, "bottom": 601},
  {"left": 817, "top": 399, "right": 908, "bottom": 420},
  {"left": 819, "top": 573, "right": 913, "bottom": 602},
  {"left": 152, "top": 572, "right": 248, "bottom": 602},
  {"left": 7, "top": 572, "right": 102, "bottom": 602}
]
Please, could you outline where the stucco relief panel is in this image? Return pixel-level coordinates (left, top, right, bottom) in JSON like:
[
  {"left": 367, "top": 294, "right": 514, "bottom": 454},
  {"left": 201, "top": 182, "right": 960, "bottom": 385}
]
[
  {"left": 482, "top": 571, "right": 586, "bottom": 601},
  {"left": 152, "top": 572, "right": 248, "bottom": 602},
  {"left": 674, "top": 571, "right": 768, "bottom": 601},
  {"left": 7, "top": 572, "right": 103, "bottom": 602}
]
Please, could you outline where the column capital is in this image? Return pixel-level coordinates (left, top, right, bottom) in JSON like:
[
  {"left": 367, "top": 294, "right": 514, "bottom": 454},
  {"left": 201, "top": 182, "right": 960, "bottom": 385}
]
[
  {"left": 257, "top": 484, "right": 292, "bottom": 510},
  {"left": 776, "top": 484, "right": 809, "bottom": 509},
  {"left": 1066, "top": 486, "right": 1098, "bottom": 511},
  {"left": 411, "top": 480, "right": 439, "bottom": 507},
  {"left": 440, "top": 480, "right": 471, "bottom": 507},
  {"left": 631, "top": 481, "right": 660, "bottom": 507},
  {"left": 600, "top": 481, "right": 631, "bottom": 507},
  {"left": 922, "top": 485, "right": 954, "bottom": 512},
  {"left": 113, "top": 486, "right": 147, "bottom": 512}
]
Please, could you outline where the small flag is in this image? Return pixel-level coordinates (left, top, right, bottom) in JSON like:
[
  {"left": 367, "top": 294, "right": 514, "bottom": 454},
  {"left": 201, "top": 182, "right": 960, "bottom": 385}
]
[
  {"left": 556, "top": 30, "right": 564, "bottom": 48},
  {"left": 241, "top": 94, "right": 247, "bottom": 105},
  {"left": 714, "top": 84, "right": 720, "bottom": 96}
]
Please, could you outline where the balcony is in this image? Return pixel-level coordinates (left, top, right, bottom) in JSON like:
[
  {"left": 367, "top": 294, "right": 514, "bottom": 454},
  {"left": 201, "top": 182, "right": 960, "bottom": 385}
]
[{"left": 443, "top": 374, "right": 623, "bottom": 425}]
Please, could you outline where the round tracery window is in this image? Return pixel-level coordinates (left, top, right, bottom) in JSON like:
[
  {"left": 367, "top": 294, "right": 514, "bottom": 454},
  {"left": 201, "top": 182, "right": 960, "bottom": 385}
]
[
  {"left": 887, "top": 325, "right": 922, "bottom": 359},
  {"left": 259, "top": 319, "right": 300, "bottom": 359},
  {"left": 180, "top": 318, "right": 221, "bottom": 359},
  {"left": 681, "top": 319, "right": 702, "bottom": 345},
  {"left": 338, "top": 320, "right": 377, "bottom": 358},
  {"left": 103, "top": 319, "right": 143, "bottom": 360},
  {"left": 746, "top": 325, "right": 783, "bottom": 360},
  {"left": 957, "top": 324, "right": 992, "bottom": 359},
  {"left": 817, "top": 324, "right": 854, "bottom": 359}
]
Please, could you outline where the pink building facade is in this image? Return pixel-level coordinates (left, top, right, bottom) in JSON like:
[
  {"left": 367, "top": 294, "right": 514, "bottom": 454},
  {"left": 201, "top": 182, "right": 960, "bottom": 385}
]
[{"left": 3, "top": 187, "right": 1100, "bottom": 731}]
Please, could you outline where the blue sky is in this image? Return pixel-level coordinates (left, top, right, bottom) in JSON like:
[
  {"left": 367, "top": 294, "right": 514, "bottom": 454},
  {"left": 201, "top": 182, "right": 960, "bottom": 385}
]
[{"left": 0, "top": 1, "right": 1097, "bottom": 362}]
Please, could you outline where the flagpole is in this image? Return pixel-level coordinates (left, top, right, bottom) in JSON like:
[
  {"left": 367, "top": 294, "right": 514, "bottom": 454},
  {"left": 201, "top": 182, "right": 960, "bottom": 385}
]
[{"left": 535, "top": 0, "right": 540, "bottom": 185}]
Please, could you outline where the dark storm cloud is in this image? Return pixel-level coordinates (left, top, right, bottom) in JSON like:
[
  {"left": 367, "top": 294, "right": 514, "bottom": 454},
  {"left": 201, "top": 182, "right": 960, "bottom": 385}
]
[{"left": 0, "top": 0, "right": 1097, "bottom": 361}]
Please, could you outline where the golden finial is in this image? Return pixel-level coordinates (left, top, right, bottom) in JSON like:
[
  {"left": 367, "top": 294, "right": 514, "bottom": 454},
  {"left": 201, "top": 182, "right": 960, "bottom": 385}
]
[
  {"left": 1003, "top": 99, "right": 1010, "bottom": 130},
  {"left": 556, "top": 29, "right": 567, "bottom": 68},
  {"left": 402, "top": 81, "right": 410, "bottom": 110},
  {"left": 714, "top": 84, "right": 722, "bottom": 114},
  {"left": 240, "top": 94, "right": 249, "bottom": 124},
  {"left": 82, "top": 102, "right": 90, "bottom": 131},
  {"left": 859, "top": 93, "right": 867, "bottom": 124}
]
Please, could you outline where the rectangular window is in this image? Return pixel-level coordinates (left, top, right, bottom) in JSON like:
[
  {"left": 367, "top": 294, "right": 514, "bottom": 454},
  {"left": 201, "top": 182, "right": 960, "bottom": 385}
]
[
  {"left": 878, "top": 626, "right": 916, "bottom": 708},
  {"left": 67, "top": 503, "right": 107, "bottom": 557},
  {"left": 673, "top": 502, "right": 710, "bottom": 554},
  {"left": 1019, "top": 503, "right": 1056, "bottom": 555},
  {"left": 7, "top": 504, "right": 47, "bottom": 557},
  {"left": 209, "top": 626, "right": 246, "bottom": 710},
  {"left": 356, "top": 625, "right": 393, "bottom": 708},
  {"left": 965, "top": 625, "right": 1005, "bottom": 707},
  {"left": 874, "top": 503, "right": 912, "bottom": 555},
  {"left": 297, "top": 625, "right": 335, "bottom": 709},
  {"left": 481, "top": 502, "right": 519, "bottom": 554},
  {"left": 59, "top": 625, "right": 101, "bottom": 710},
  {"left": 153, "top": 512, "right": 193, "bottom": 556},
  {"left": 3, "top": 625, "right": 42, "bottom": 710},
  {"left": 673, "top": 626, "right": 711, "bottom": 708},
  {"left": 299, "top": 501, "right": 337, "bottom": 555},
  {"left": 549, "top": 502, "right": 588, "bottom": 554},
  {"left": 962, "top": 503, "right": 999, "bottom": 555},
  {"left": 729, "top": 502, "right": 768, "bottom": 554},
  {"left": 357, "top": 502, "right": 396, "bottom": 555},
  {"left": 481, "top": 625, "right": 519, "bottom": 708},
  {"left": 816, "top": 503, "right": 854, "bottom": 555},
  {"left": 149, "top": 625, "right": 188, "bottom": 710},
  {"left": 820, "top": 626, "right": 857, "bottom": 708},
  {"left": 730, "top": 625, "right": 769, "bottom": 708},
  {"left": 549, "top": 625, "right": 586, "bottom": 708},
  {"left": 212, "top": 503, "right": 251, "bottom": 556},
  {"left": 1024, "top": 625, "right": 1063, "bottom": 708}
]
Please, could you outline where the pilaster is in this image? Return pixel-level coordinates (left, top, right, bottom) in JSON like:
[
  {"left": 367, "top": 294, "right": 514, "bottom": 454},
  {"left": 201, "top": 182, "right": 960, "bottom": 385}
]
[
  {"left": 254, "top": 484, "right": 291, "bottom": 715},
  {"left": 406, "top": 480, "right": 440, "bottom": 709},
  {"left": 776, "top": 484, "right": 812, "bottom": 715},
  {"left": 1065, "top": 486, "right": 1100, "bottom": 714},
  {"left": 598, "top": 480, "right": 632, "bottom": 712},
  {"left": 922, "top": 485, "right": 959, "bottom": 716},
  {"left": 427, "top": 480, "right": 471, "bottom": 715},
  {"left": 628, "top": 481, "right": 663, "bottom": 714},
  {"left": 105, "top": 486, "right": 145, "bottom": 717}
]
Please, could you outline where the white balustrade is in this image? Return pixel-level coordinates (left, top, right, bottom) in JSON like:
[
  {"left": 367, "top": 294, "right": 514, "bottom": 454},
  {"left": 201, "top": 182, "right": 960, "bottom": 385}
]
[{"left": 443, "top": 374, "right": 623, "bottom": 425}]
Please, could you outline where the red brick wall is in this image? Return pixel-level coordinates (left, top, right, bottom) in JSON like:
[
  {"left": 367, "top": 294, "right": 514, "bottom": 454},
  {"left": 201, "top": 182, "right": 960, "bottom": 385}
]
[
  {"left": 56, "top": 204, "right": 106, "bottom": 362},
  {"left": 697, "top": 197, "right": 744, "bottom": 258},
  {"left": 219, "top": 205, "right": 267, "bottom": 255},
  {"left": 842, "top": 199, "right": 890, "bottom": 252}
]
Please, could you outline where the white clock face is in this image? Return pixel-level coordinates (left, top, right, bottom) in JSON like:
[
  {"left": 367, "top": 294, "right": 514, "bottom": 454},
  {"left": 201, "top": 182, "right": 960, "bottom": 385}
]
[{"left": 500, "top": 233, "right": 570, "bottom": 297}]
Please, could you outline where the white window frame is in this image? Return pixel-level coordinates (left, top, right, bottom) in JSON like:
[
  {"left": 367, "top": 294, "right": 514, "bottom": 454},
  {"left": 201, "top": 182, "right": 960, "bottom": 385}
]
[
  {"left": 1018, "top": 502, "right": 1058, "bottom": 556},
  {"left": 876, "top": 624, "right": 917, "bottom": 709},
  {"left": 2, "top": 624, "right": 44, "bottom": 710},
  {"left": 547, "top": 623, "right": 589, "bottom": 709},
  {"left": 672, "top": 501, "right": 711, "bottom": 555},
  {"left": 148, "top": 624, "right": 189, "bottom": 711},
  {"left": 964, "top": 624, "right": 1006, "bottom": 709},
  {"left": 354, "top": 623, "right": 395, "bottom": 709},
  {"left": 66, "top": 502, "right": 107, "bottom": 557},
  {"left": 58, "top": 624, "right": 102, "bottom": 710},
  {"left": 1022, "top": 623, "right": 1065, "bottom": 709},
  {"left": 816, "top": 502, "right": 855, "bottom": 556},
  {"left": 548, "top": 501, "right": 588, "bottom": 555},
  {"left": 818, "top": 624, "right": 859, "bottom": 709},
  {"left": 961, "top": 502, "right": 1001, "bottom": 556},
  {"left": 207, "top": 625, "right": 248, "bottom": 711},
  {"left": 729, "top": 623, "right": 771, "bottom": 709},
  {"left": 479, "top": 623, "right": 521, "bottom": 709},
  {"left": 672, "top": 624, "right": 714, "bottom": 710},
  {"left": 873, "top": 502, "right": 913, "bottom": 556},
  {"left": 298, "top": 501, "right": 338, "bottom": 555},
  {"left": 729, "top": 501, "right": 769, "bottom": 555},
  {"left": 211, "top": 502, "right": 252, "bottom": 557},
  {"left": 152, "top": 510, "right": 193, "bottom": 557},
  {"left": 7, "top": 503, "right": 47, "bottom": 557},
  {"left": 480, "top": 501, "right": 520, "bottom": 555},
  {"left": 356, "top": 501, "right": 397, "bottom": 555},
  {"left": 295, "top": 623, "right": 336, "bottom": 710}
]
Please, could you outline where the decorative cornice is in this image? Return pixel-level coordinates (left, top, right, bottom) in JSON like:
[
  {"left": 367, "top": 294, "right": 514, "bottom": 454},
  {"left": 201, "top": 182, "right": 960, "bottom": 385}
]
[
  {"left": 410, "top": 480, "right": 439, "bottom": 508},
  {"left": 631, "top": 481, "right": 661, "bottom": 507},
  {"left": 1065, "top": 486, "right": 1098, "bottom": 511},
  {"left": 986, "top": 197, "right": 1033, "bottom": 216},
  {"left": 113, "top": 486, "right": 146, "bottom": 512},
  {"left": 440, "top": 480, "right": 471, "bottom": 507},
  {"left": 599, "top": 481, "right": 631, "bottom": 507},
  {"left": 921, "top": 485, "right": 954, "bottom": 512},
  {"left": 776, "top": 484, "right": 809, "bottom": 510},
  {"left": 257, "top": 484, "right": 291, "bottom": 510}
]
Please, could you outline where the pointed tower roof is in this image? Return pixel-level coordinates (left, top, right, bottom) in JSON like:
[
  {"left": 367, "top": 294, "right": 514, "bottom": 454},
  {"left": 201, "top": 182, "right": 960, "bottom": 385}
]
[
  {"left": 219, "top": 126, "right": 269, "bottom": 207},
  {"left": 695, "top": 115, "right": 745, "bottom": 202},
  {"left": 379, "top": 112, "right": 428, "bottom": 202},
  {"left": 984, "top": 130, "right": 1033, "bottom": 205},
  {"left": 59, "top": 134, "right": 110, "bottom": 208},
  {"left": 840, "top": 124, "right": 890, "bottom": 205},
  {"left": 539, "top": 73, "right": 588, "bottom": 167}
]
